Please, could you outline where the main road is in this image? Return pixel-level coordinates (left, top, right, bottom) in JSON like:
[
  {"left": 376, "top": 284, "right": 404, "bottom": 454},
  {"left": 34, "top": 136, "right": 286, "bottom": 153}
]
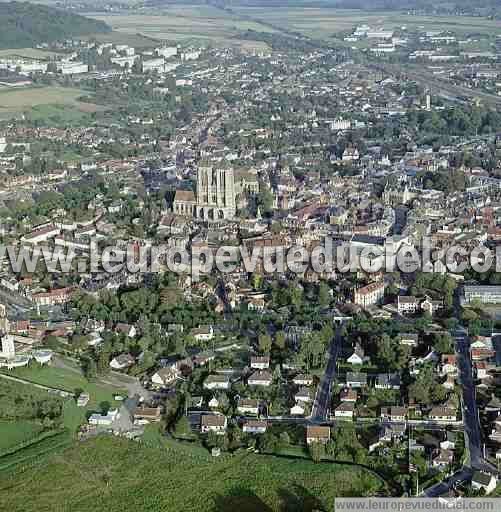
[{"left": 310, "top": 327, "right": 342, "bottom": 423}]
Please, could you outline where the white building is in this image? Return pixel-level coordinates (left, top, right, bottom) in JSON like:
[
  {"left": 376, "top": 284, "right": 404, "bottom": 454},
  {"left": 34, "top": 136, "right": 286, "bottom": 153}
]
[
  {"left": 58, "top": 62, "right": 89, "bottom": 75},
  {"left": 156, "top": 46, "right": 178, "bottom": 59},
  {"left": 88, "top": 409, "right": 119, "bottom": 426}
]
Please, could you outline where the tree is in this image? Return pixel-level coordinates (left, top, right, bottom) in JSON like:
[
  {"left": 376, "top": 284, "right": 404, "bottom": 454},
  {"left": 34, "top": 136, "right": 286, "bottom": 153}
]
[
  {"left": 258, "top": 333, "right": 272, "bottom": 354},
  {"left": 309, "top": 441, "right": 325, "bottom": 463},
  {"left": 173, "top": 415, "right": 192, "bottom": 439},
  {"left": 318, "top": 282, "right": 331, "bottom": 307},
  {"left": 275, "top": 331, "right": 286, "bottom": 350},
  {"left": 433, "top": 333, "right": 453, "bottom": 354}
]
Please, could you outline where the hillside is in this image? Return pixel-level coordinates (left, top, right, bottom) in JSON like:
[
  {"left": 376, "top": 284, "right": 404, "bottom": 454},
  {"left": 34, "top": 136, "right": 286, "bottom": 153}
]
[
  {"left": 0, "top": 1, "right": 110, "bottom": 49},
  {"left": 0, "top": 435, "right": 385, "bottom": 511}
]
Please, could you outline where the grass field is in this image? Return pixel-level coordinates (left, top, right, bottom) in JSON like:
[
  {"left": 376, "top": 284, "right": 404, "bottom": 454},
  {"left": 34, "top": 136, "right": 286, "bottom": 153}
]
[
  {"left": 0, "top": 86, "right": 103, "bottom": 121},
  {"left": 0, "top": 435, "right": 385, "bottom": 511},
  {"left": 0, "top": 421, "right": 43, "bottom": 453},
  {"left": 1, "top": 363, "right": 125, "bottom": 418},
  {"left": 90, "top": 6, "right": 276, "bottom": 48}
]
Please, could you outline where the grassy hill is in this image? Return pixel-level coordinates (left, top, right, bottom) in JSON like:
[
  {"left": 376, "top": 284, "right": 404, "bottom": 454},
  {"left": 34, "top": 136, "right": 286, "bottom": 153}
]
[
  {"left": 0, "top": 434, "right": 385, "bottom": 511},
  {"left": 0, "top": 1, "right": 110, "bottom": 49}
]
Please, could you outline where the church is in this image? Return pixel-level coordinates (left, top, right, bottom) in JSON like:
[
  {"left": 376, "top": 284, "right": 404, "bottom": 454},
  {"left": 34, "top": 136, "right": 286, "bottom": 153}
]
[{"left": 173, "top": 162, "right": 236, "bottom": 221}]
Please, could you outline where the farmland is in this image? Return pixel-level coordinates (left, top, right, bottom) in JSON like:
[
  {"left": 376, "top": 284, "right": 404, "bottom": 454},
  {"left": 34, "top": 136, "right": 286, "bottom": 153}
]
[
  {"left": 90, "top": 6, "right": 276, "bottom": 49},
  {"left": 87, "top": 7, "right": 501, "bottom": 45},
  {"left": 0, "top": 48, "right": 63, "bottom": 59},
  {"left": 0, "top": 421, "right": 43, "bottom": 453},
  {"left": 0, "top": 435, "right": 385, "bottom": 512},
  {"left": 0, "top": 86, "right": 102, "bottom": 120},
  {"left": 231, "top": 7, "right": 501, "bottom": 40}
]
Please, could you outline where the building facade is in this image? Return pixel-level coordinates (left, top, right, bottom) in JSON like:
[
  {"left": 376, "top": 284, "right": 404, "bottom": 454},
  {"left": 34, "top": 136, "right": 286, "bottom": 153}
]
[{"left": 173, "top": 163, "right": 236, "bottom": 221}]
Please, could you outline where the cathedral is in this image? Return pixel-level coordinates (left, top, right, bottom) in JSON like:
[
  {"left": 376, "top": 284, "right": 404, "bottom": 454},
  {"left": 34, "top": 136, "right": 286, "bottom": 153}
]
[{"left": 173, "top": 162, "right": 236, "bottom": 221}]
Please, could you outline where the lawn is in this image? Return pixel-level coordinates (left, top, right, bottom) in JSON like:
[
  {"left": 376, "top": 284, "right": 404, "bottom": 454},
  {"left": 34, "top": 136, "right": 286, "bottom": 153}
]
[
  {"left": 0, "top": 421, "right": 43, "bottom": 453},
  {"left": 0, "top": 435, "right": 385, "bottom": 511},
  {"left": 0, "top": 86, "right": 101, "bottom": 120}
]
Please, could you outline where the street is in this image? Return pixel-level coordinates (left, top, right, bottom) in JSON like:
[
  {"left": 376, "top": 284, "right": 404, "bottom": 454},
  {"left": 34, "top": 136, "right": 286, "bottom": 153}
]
[{"left": 310, "top": 327, "right": 341, "bottom": 423}]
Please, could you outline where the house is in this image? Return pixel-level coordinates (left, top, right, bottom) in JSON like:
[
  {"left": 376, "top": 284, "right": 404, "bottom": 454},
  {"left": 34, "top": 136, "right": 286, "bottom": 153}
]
[
  {"left": 190, "top": 325, "right": 214, "bottom": 342},
  {"left": 432, "top": 449, "right": 454, "bottom": 468},
  {"left": 470, "top": 336, "right": 495, "bottom": 361},
  {"left": 353, "top": 282, "right": 385, "bottom": 308},
  {"left": 399, "top": 333, "right": 418, "bottom": 346},
  {"left": 250, "top": 355, "right": 270, "bottom": 370},
  {"left": 340, "top": 388, "right": 358, "bottom": 402},
  {"left": 237, "top": 398, "right": 260, "bottom": 415},
  {"left": 204, "top": 374, "right": 231, "bottom": 390},
  {"left": 133, "top": 406, "right": 162, "bottom": 423},
  {"left": 342, "top": 147, "right": 359, "bottom": 162},
  {"left": 485, "top": 394, "right": 501, "bottom": 413},
  {"left": 306, "top": 425, "right": 330, "bottom": 445},
  {"left": 115, "top": 323, "right": 137, "bottom": 338},
  {"left": 248, "top": 370, "right": 272, "bottom": 387},
  {"left": 76, "top": 393, "right": 90, "bottom": 407},
  {"left": 440, "top": 432, "right": 456, "bottom": 450},
  {"left": 475, "top": 361, "right": 493, "bottom": 380},
  {"left": 208, "top": 397, "right": 220, "bottom": 409},
  {"left": 397, "top": 296, "right": 419, "bottom": 315},
  {"left": 380, "top": 406, "right": 407, "bottom": 422},
  {"left": 463, "top": 285, "right": 501, "bottom": 305},
  {"left": 295, "top": 387, "right": 312, "bottom": 403},
  {"left": 369, "top": 424, "right": 405, "bottom": 452},
  {"left": 32, "top": 287, "right": 74, "bottom": 307},
  {"left": 375, "top": 373, "right": 401, "bottom": 390},
  {"left": 200, "top": 414, "right": 227, "bottom": 434},
  {"left": 471, "top": 471, "right": 497, "bottom": 495},
  {"left": 109, "top": 353, "right": 135, "bottom": 370},
  {"left": 290, "top": 403, "right": 305, "bottom": 416},
  {"left": 88, "top": 409, "right": 119, "bottom": 426},
  {"left": 193, "top": 351, "right": 215, "bottom": 367},
  {"left": 429, "top": 407, "right": 456, "bottom": 422},
  {"left": 242, "top": 420, "right": 267, "bottom": 434},
  {"left": 151, "top": 367, "right": 180, "bottom": 388},
  {"left": 293, "top": 374, "right": 314, "bottom": 386},
  {"left": 334, "top": 401, "right": 355, "bottom": 419},
  {"left": 347, "top": 344, "right": 365, "bottom": 365},
  {"left": 346, "top": 372, "right": 367, "bottom": 388},
  {"left": 440, "top": 354, "right": 457, "bottom": 375}
]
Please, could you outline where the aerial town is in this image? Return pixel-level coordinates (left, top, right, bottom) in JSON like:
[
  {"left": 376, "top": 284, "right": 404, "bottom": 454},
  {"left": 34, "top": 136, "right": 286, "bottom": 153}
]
[{"left": 2, "top": 0, "right": 501, "bottom": 510}]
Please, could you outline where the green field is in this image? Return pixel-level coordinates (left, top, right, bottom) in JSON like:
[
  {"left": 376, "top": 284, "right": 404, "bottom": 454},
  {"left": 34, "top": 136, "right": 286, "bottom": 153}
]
[
  {"left": 0, "top": 86, "right": 102, "bottom": 120},
  {"left": 0, "top": 435, "right": 385, "bottom": 511},
  {"left": 90, "top": 7, "right": 276, "bottom": 48},
  {"left": 0, "top": 421, "right": 43, "bottom": 452}
]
